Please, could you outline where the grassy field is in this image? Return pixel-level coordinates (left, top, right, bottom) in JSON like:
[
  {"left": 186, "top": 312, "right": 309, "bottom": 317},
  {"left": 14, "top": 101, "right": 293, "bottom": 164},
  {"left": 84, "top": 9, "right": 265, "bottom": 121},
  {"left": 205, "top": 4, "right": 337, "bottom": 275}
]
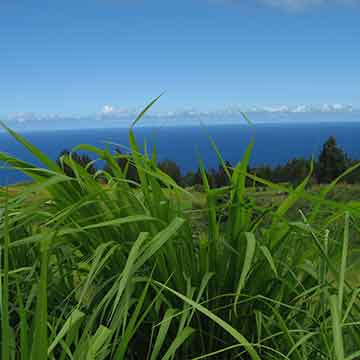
[{"left": 1, "top": 115, "right": 360, "bottom": 359}]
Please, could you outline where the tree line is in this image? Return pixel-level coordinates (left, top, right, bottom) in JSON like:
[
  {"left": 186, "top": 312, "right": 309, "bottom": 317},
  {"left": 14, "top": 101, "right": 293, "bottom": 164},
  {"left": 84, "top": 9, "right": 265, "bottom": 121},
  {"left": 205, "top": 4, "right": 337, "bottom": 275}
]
[{"left": 57, "top": 136, "right": 360, "bottom": 188}]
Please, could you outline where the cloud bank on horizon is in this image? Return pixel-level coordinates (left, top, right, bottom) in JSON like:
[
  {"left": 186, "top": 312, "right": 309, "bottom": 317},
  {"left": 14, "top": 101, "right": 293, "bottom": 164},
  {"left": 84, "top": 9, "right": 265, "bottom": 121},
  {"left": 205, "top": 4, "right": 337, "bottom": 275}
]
[
  {"left": 98, "top": 103, "right": 356, "bottom": 118},
  {"left": 4, "top": 103, "right": 357, "bottom": 125}
]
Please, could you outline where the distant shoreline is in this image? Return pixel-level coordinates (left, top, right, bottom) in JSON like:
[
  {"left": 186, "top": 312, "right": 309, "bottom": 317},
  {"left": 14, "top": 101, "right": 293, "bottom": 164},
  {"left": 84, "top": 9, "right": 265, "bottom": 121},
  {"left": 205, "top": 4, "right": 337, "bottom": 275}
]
[{"left": 1, "top": 121, "right": 360, "bottom": 186}]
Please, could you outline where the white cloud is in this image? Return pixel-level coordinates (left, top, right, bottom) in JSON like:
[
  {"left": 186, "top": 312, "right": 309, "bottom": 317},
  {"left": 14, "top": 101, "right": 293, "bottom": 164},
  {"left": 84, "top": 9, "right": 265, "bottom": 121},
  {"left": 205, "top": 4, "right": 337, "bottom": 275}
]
[
  {"left": 262, "top": 105, "right": 290, "bottom": 112},
  {"left": 259, "top": 0, "right": 359, "bottom": 10},
  {"left": 261, "top": 0, "right": 323, "bottom": 10},
  {"left": 102, "top": 105, "right": 115, "bottom": 114},
  {"left": 5, "top": 112, "right": 64, "bottom": 123},
  {"left": 99, "top": 105, "right": 138, "bottom": 120},
  {"left": 3, "top": 103, "right": 356, "bottom": 126}
]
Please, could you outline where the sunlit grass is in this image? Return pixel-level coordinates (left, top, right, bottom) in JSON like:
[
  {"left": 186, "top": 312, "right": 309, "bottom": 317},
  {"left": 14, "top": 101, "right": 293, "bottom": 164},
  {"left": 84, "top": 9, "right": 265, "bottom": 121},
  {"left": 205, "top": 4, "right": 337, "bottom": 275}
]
[{"left": 1, "top": 100, "right": 360, "bottom": 359}]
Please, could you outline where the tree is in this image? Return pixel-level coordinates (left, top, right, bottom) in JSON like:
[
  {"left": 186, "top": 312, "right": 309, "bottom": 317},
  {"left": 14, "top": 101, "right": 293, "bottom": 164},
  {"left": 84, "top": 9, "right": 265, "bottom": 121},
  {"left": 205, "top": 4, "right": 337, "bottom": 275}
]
[
  {"left": 273, "top": 158, "right": 312, "bottom": 186},
  {"left": 214, "top": 161, "right": 232, "bottom": 188},
  {"left": 182, "top": 171, "right": 195, "bottom": 187},
  {"left": 345, "top": 159, "right": 360, "bottom": 184},
  {"left": 251, "top": 165, "right": 273, "bottom": 183},
  {"left": 103, "top": 148, "right": 139, "bottom": 183},
  {"left": 158, "top": 160, "right": 182, "bottom": 184},
  {"left": 316, "top": 136, "right": 348, "bottom": 183},
  {"left": 184, "top": 167, "right": 216, "bottom": 190},
  {"left": 192, "top": 168, "right": 203, "bottom": 187},
  {"left": 57, "top": 150, "right": 96, "bottom": 178}
]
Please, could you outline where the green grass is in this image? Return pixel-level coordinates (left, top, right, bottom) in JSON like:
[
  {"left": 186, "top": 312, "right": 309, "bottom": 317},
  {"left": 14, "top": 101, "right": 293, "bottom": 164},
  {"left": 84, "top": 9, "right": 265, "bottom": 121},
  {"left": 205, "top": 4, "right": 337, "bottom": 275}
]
[{"left": 0, "top": 103, "right": 360, "bottom": 359}]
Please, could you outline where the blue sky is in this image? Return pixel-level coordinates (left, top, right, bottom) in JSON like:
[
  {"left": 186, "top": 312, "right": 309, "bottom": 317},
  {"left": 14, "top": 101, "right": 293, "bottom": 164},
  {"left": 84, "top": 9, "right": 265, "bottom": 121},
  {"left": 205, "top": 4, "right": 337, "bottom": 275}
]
[{"left": 0, "top": 0, "right": 359, "bottom": 116}]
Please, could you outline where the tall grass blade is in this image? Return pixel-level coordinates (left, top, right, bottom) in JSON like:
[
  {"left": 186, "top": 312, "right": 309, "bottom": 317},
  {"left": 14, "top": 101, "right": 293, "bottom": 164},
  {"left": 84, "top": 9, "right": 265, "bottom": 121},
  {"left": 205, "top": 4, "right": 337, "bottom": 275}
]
[
  {"left": 110, "top": 232, "right": 149, "bottom": 319},
  {"left": 160, "top": 326, "right": 195, "bottom": 360},
  {"left": 48, "top": 309, "right": 85, "bottom": 355},
  {"left": 234, "top": 232, "right": 256, "bottom": 314},
  {"left": 158, "top": 282, "right": 261, "bottom": 360},
  {"left": 330, "top": 295, "right": 345, "bottom": 360},
  {"left": 87, "top": 325, "right": 113, "bottom": 360},
  {"left": 149, "top": 308, "right": 177, "bottom": 360},
  {"left": 31, "top": 235, "right": 51, "bottom": 360},
  {"left": 0, "top": 121, "right": 60, "bottom": 172},
  {"left": 339, "top": 212, "right": 350, "bottom": 315},
  {"left": 16, "top": 279, "right": 30, "bottom": 360},
  {"left": 1, "top": 195, "right": 10, "bottom": 360}
]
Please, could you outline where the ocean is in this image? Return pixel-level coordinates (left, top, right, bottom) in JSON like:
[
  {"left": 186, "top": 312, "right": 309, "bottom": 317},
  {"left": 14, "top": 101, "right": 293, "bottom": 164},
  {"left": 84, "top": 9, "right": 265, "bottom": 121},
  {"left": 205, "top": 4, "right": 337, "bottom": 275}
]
[{"left": 1, "top": 121, "right": 360, "bottom": 185}]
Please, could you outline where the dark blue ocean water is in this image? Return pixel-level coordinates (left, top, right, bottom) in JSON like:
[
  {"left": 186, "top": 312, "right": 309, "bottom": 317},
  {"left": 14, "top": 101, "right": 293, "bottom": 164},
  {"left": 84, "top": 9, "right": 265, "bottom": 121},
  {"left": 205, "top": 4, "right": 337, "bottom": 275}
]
[{"left": 1, "top": 122, "right": 360, "bottom": 185}]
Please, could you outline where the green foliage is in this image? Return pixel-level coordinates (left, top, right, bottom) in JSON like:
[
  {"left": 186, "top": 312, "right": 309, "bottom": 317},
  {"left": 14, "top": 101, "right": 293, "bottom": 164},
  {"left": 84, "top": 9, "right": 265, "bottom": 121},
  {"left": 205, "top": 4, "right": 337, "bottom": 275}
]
[
  {"left": 57, "top": 150, "right": 97, "bottom": 178},
  {"left": 158, "top": 160, "right": 182, "bottom": 185},
  {"left": 317, "top": 136, "right": 349, "bottom": 183},
  {"left": 0, "top": 107, "right": 360, "bottom": 359},
  {"left": 103, "top": 147, "right": 139, "bottom": 184},
  {"left": 56, "top": 135, "right": 360, "bottom": 189}
]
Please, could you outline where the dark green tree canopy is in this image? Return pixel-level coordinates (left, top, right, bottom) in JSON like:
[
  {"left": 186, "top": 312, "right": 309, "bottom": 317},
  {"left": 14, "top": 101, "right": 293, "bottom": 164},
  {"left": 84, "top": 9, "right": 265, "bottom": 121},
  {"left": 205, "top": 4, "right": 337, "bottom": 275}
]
[
  {"left": 57, "top": 135, "right": 359, "bottom": 187},
  {"left": 57, "top": 150, "right": 96, "bottom": 178},
  {"left": 158, "top": 160, "right": 182, "bottom": 184},
  {"left": 316, "top": 136, "right": 349, "bottom": 183},
  {"left": 103, "top": 148, "right": 139, "bottom": 183}
]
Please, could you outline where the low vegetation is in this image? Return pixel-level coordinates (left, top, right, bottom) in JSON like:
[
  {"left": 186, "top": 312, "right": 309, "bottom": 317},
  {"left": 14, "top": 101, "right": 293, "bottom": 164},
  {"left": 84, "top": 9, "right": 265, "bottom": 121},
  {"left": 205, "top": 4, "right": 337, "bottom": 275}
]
[
  {"left": 1, "top": 104, "right": 360, "bottom": 359},
  {"left": 57, "top": 134, "right": 360, "bottom": 190}
]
